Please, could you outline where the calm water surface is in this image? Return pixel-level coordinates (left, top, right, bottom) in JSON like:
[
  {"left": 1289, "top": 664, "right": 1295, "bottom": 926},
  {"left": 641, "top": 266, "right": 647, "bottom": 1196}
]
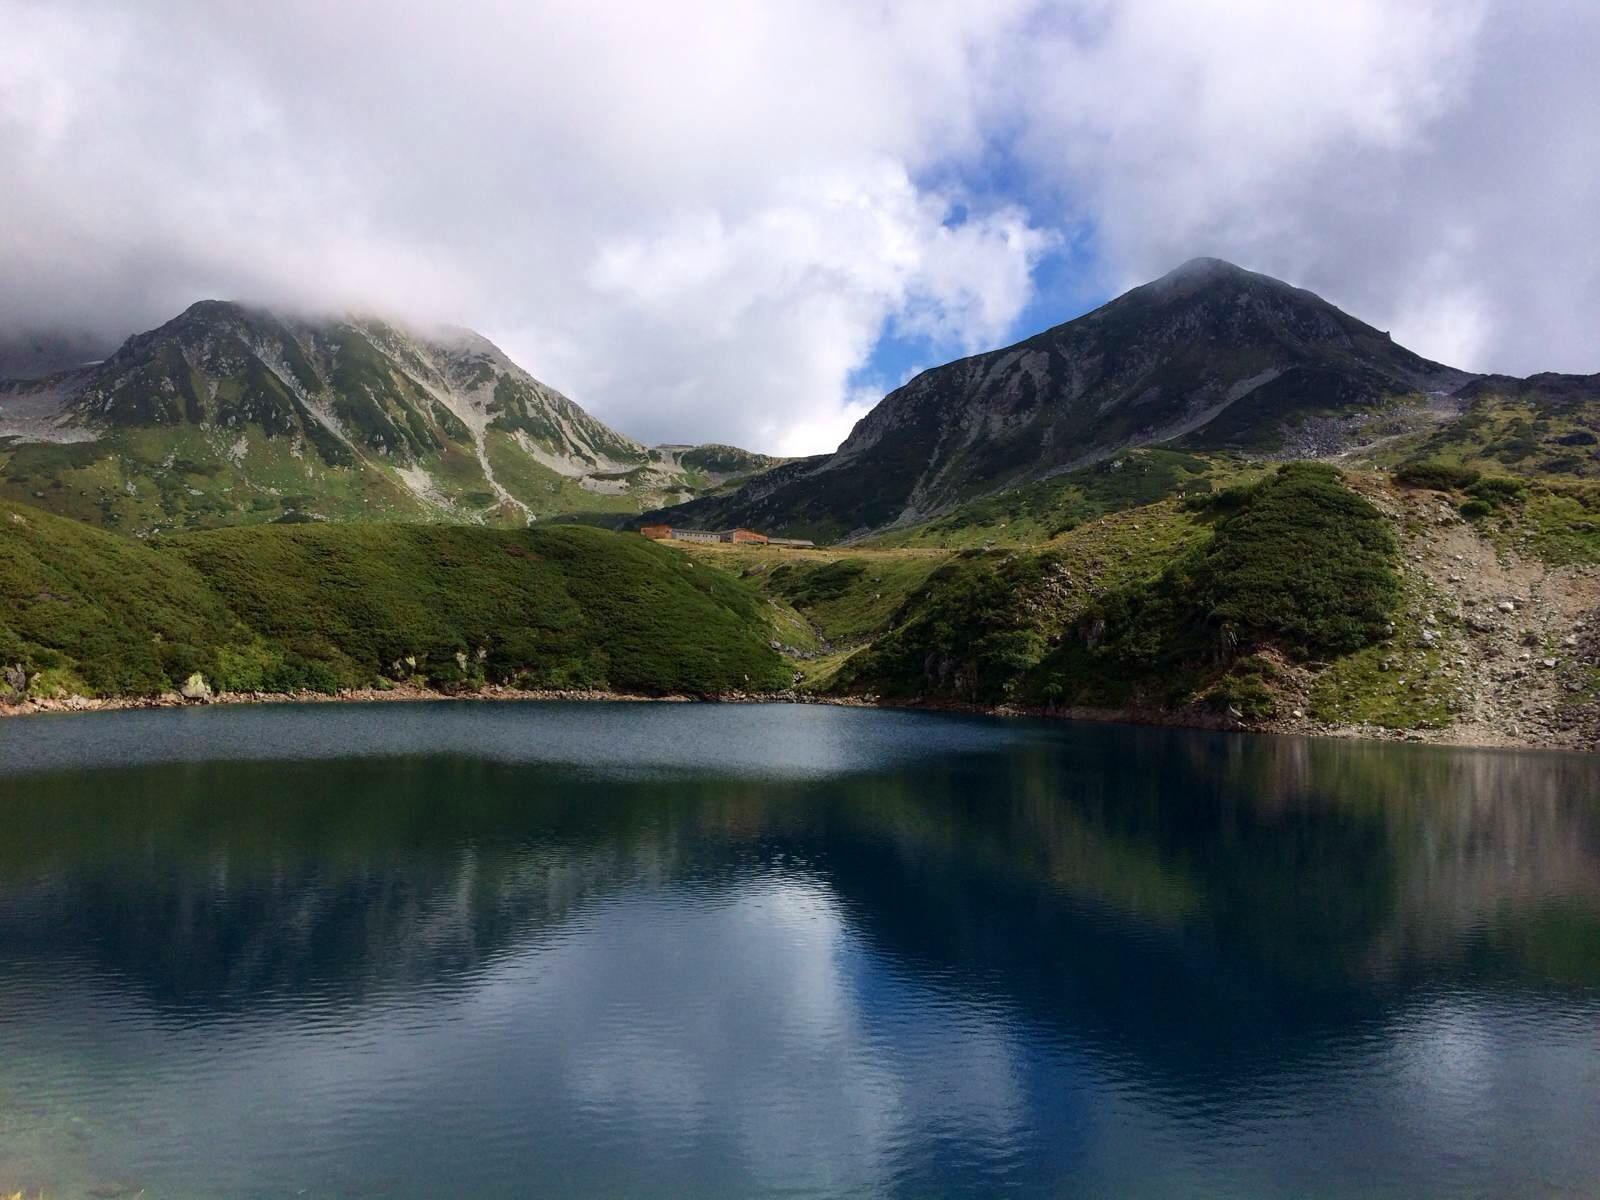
[{"left": 1, "top": 702, "right": 1598, "bottom": 1198}]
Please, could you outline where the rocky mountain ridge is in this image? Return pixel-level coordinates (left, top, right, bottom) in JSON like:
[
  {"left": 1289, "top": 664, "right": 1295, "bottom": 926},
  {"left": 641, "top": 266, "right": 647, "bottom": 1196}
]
[
  {"left": 645, "top": 258, "right": 1597, "bottom": 541},
  {"left": 0, "top": 301, "right": 779, "bottom": 532}
]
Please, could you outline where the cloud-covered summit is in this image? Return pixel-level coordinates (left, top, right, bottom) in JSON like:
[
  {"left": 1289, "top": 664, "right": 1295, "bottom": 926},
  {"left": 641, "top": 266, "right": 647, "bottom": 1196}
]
[{"left": 2, "top": 0, "right": 1596, "bottom": 454}]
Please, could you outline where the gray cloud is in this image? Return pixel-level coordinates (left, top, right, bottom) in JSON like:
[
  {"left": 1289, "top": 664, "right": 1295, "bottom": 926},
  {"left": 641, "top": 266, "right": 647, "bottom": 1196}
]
[
  {"left": 0, "top": 0, "right": 1051, "bottom": 453},
  {"left": 2, "top": 1, "right": 1596, "bottom": 454},
  {"left": 1015, "top": 0, "right": 1600, "bottom": 376}
]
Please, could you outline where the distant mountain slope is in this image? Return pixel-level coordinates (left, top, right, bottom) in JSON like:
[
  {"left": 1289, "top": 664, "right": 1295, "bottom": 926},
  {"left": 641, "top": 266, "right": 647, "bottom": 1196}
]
[
  {"left": 0, "top": 302, "right": 780, "bottom": 533},
  {"left": 1403, "top": 372, "right": 1600, "bottom": 478},
  {"left": 0, "top": 329, "right": 111, "bottom": 381},
  {"left": 645, "top": 258, "right": 1492, "bottom": 541}
]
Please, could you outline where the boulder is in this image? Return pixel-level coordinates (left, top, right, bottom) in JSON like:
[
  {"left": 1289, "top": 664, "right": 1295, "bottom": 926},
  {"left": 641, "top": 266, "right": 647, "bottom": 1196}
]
[
  {"left": 2, "top": 663, "right": 26, "bottom": 696},
  {"left": 179, "top": 672, "right": 214, "bottom": 702}
]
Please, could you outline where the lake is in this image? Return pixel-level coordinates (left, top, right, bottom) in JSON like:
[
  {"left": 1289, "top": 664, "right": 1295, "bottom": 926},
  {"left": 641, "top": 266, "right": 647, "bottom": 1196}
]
[{"left": 1, "top": 702, "right": 1598, "bottom": 1198}]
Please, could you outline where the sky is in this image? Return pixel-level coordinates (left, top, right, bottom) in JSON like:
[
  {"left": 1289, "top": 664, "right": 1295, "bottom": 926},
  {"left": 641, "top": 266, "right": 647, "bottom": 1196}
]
[{"left": 2, "top": 0, "right": 1597, "bottom": 456}]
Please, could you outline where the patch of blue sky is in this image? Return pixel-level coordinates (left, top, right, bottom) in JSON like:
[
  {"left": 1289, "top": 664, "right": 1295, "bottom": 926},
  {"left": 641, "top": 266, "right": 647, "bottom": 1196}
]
[{"left": 852, "top": 149, "right": 1110, "bottom": 401}]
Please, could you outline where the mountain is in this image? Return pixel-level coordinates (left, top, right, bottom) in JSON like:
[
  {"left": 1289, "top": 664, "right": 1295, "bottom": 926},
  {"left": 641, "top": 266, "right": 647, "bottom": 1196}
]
[
  {"left": 643, "top": 258, "right": 1492, "bottom": 540},
  {"left": 0, "top": 328, "right": 112, "bottom": 381},
  {"left": 0, "top": 302, "right": 780, "bottom": 533},
  {"left": 1405, "top": 371, "right": 1600, "bottom": 476}
]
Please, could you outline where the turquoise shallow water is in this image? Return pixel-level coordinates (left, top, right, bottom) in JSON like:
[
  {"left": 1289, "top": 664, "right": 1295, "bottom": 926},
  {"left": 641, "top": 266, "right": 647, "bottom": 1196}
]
[{"left": 1, "top": 701, "right": 1598, "bottom": 1198}]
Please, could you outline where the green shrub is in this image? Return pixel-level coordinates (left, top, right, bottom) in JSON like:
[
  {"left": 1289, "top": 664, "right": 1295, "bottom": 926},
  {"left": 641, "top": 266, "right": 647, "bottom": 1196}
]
[
  {"left": 1393, "top": 460, "right": 1481, "bottom": 491},
  {"left": 1033, "top": 464, "right": 1400, "bottom": 708},
  {"left": 767, "top": 559, "right": 866, "bottom": 606},
  {"left": 1, "top": 502, "right": 790, "bottom": 699},
  {"left": 1185, "top": 481, "right": 1256, "bottom": 513},
  {"left": 1466, "top": 476, "right": 1528, "bottom": 506},
  {"left": 1231, "top": 652, "right": 1279, "bottom": 680},
  {"left": 1169, "top": 464, "right": 1399, "bottom": 658},
  {"left": 832, "top": 550, "right": 1062, "bottom": 703},
  {"left": 1205, "top": 671, "right": 1276, "bottom": 718},
  {"left": 1459, "top": 498, "right": 1494, "bottom": 520}
]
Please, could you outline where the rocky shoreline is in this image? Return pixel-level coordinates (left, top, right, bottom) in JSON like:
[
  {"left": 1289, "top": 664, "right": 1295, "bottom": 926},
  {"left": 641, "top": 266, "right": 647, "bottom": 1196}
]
[{"left": 3, "top": 681, "right": 1594, "bottom": 754}]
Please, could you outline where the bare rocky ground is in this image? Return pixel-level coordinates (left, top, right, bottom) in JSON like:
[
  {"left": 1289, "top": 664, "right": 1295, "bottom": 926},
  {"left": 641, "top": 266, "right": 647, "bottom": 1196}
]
[
  {"left": 0, "top": 682, "right": 710, "bottom": 718},
  {"left": 0, "top": 374, "right": 99, "bottom": 443},
  {"left": 1340, "top": 480, "right": 1600, "bottom": 751}
]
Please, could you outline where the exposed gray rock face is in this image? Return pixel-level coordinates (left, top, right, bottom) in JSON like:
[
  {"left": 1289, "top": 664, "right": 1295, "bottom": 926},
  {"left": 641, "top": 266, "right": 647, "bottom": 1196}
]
[{"left": 179, "top": 672, "right": 214, "bottom": 701}]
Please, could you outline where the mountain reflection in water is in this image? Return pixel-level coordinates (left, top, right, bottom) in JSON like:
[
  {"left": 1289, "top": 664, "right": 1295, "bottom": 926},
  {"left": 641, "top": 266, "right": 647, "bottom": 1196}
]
[{"left": 1, "top": 703, "right": 1597, "bottom": 1199}]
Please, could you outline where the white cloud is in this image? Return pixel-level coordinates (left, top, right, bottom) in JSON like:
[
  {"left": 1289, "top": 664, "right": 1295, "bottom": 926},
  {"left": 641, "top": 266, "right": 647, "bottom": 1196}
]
[
  {"left": 0, "top": 0, "right": 1048, "bottom": 454},
  {"left": 1011, "top": 0, "right": 1600, "bottom": 375},
  {"left": 774, "top": 387, "right": 881, "bottom": 461},
  {"left": 1, "top": 0, "right": 1597, "bottom": 456},
  {"left": 573, "top": 164, "right": 1053, "bottom": 453}
]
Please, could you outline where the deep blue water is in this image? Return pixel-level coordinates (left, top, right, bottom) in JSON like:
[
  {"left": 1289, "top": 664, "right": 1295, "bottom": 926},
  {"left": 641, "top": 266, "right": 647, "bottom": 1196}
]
[{"left": 1, "top": 702, "right": 1598, "bottom": 1198}]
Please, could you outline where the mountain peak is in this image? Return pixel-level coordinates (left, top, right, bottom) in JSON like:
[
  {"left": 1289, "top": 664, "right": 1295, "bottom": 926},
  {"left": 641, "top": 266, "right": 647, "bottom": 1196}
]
[
  {"left": 178, "top": 298, "right": 246, "bottom": 318},
  {"left": 165, "top": 299, "right": 274, "bottom": 333},
  {"left": 1163, "top": 256, "right": 1249, "bottom": 281},
  {"left": 1143, "top": 257, "right": 1297, "bottom": 300},
  {"left": 648, "top": 259, "right": 1470, "bottom": 539}
]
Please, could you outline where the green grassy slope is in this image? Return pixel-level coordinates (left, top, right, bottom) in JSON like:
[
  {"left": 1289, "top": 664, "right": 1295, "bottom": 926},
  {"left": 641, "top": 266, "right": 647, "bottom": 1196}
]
[
  {"left": 0, "top": 426, "right": 782, "bottom": 535},
  {"left": 1385, "top": 377, "right": 1600, "bottom": 479},
  {"left": 1, "top": 501, "right": 789, "bottom": 700},
  {"left": 712, "top": 549, "right": 947, "bottom": 647},
  {"left": 831, "top": 465, "right": 1402, "bottom": 715},
  {"left": 1387, "top": 460, "right": 1600, "bottom": 567},
  {"left": 665, "top": 543, "right": 952, "bottom": 687},
  {"left": 831, "top": 497, "right": 1207, "bottom": 704},
  {"left": 0, "top": 501, "right": 243, "bottom": 696},
  {"left": 0, "top": 427, "right": 437, "bottom": 531},
  {"left": 868, "top": 447, "right": 1240, "bottom": 548}
]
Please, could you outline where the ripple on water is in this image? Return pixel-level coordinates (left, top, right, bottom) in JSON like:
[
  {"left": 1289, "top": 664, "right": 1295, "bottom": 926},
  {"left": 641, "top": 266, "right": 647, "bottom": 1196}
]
[{"left": 1, "top": 703, "right": 1598, "bottom": 1198}]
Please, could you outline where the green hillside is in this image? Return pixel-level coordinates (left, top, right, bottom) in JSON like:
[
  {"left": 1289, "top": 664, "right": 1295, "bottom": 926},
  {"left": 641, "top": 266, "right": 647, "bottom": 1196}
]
[
  {"left": 866, "top": 447, "right": 1240, "bottom": 548},
  {"left": 0, "top": 502, "right": 789, "bottom": 700},
  {"left": 831, "top": 465, "right": 1401, "bottom": 712},
  {"left": 1382, "top": 374, "right": 1600, "bottom": 479}
]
